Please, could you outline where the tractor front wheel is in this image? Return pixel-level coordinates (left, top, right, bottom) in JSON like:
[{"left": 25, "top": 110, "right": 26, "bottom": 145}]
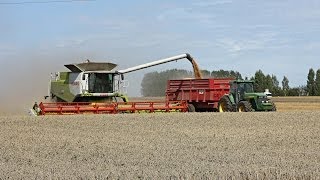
[
  {"left": 218, "top": 96, "right": 233, "bottom": 112},
  {"left": 237, "top": 101, "right": 253, "bottom": 112}
]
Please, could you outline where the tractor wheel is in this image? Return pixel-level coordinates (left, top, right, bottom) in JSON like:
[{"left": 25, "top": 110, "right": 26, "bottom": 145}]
[
  {"left": 271, "top": 102, "right": 277, "bottom": 111},
  {"left": 218, "top": 96, "right": 233, "bottom": 112},
  {"left": 187, "top": 104, "right": 196, "bottom": 112},
  {"left": 237, "top": 101, "right": 253, "bottom": 112}
]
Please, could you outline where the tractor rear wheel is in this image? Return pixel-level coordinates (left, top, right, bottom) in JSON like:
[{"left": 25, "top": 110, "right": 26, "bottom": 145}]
[
  {"left": 218, "top": 96, "right": 233, "bottom": 112},
  {"left": 271, "top": 102, "right": 277, "bottom": 111},
  {"left": 187, "top": 104, "right": 196, "bottom": 112},
  {"left": 237, "top": 101, "right": 253, "bottom": 112}
]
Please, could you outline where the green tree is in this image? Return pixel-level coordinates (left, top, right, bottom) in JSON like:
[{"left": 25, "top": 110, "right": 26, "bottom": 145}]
[
  {"left": 141, "top": 72, "right": 161, "bottom": 96},
  {"left": 271, "top": 75, "right": 283, "bottom": 96},
  {"left": 265, "top": 75, "right": 273, "bottom": 91},
  {"left": 250, "top": 71, "right": 287, "bottom": 95},
  {"left": 282, "top": 76, "right": 290, "bottom": 96},
  {"left": 271, "top": 75, "right": 279, "bottom": 88},
  {"left": 230, "top": 70, "right": 243, "bottom": 80},
  {"left": 211, "top": 70, "right": 242, "bottom": 79},
  {"left": 141, "top": 69, "right": 192, "bottom": 96},
  {"left": 307, "top": 68, "right": 316, "bottom": 96},
  {"left": 254, "top": 70, "right": 266, "bottom": 92},
  {"left": 315, "top": 69, "right": 320, "bottom": 96},
  {"left": 298, "top": 85, "right": 307, "bottom": 96},
  {"left": 288, "top": 88, "right": 300, "bottom": 96}
]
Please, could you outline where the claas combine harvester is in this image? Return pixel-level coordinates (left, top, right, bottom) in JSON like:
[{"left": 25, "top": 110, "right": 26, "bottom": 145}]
[{"left": 30, "top": 53, "right": 276, "bottom": 116}]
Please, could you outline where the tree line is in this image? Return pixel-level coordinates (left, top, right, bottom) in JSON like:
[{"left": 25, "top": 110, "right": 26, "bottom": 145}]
[
  {"left": 140, "top": 68, "right": 320, "bottom": 97},
  {"left": 250, "top": 70, "right": 302, "bottom": 96},
  {"left": 307, "top": 68, "right": 320, "bottom": 96}
]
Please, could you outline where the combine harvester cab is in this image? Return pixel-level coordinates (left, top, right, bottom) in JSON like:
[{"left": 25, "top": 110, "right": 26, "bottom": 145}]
[
  {"left": 48, "top": 62, "right": 128, "bottom": 103},
  {"left": 31, "top": 53, "right": 200, "bottom": 116}
]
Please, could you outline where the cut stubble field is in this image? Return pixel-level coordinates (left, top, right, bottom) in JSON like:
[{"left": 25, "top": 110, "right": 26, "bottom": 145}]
[
  {"left": 1, "top": 111, "right": 320, "bottom": 179},
  {"left": 272, "top": 96, "right": 320, "bottom": 112}
]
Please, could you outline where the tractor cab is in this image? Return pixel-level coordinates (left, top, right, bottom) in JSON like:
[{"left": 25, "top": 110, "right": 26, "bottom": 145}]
[{"left": 230, "top": 80, "right": 254, "bottom": 104}]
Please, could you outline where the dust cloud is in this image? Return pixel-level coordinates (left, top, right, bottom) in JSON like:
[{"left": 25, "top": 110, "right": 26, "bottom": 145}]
[
  {"left": 0, "top": 59, "right": 56, "bottom": 114},
  {"left": 0, "top": 50, "right": 198, "bottom": 115},
  {"left": 0, "top": 50, "right": 94, "bottom": 115}
]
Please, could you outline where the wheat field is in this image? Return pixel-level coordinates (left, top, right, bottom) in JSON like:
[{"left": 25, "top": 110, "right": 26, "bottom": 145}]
[
  {"left": 1, "top": 111, "right": 320, "bottom": 179},
  {"left": 272, "top": 96, "right": 320, "bottom": 112}
]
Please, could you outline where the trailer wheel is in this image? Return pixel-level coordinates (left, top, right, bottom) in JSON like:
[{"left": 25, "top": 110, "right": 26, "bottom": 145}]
[
  {"left": 187, "top": 104, "right": 196, "bottom": 112},
  {"left": 218, "top": 96, "right": 232, "bottom": 112},
  {"left": 271, "top": 102, "right": 277, "bottom": 111},
  {"left": 237, "top": 101, "right": 253, "bottom": 112}
]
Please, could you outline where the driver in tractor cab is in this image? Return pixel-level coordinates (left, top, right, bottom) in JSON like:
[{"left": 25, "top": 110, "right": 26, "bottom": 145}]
[{"left": 238, "top": 83, "right": 246, "bottom": 100}]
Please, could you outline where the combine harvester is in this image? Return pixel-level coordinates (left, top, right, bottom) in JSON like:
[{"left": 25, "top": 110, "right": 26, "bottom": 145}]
[{"left": 31, "top": 53, "right": 276, "bottom": 116}]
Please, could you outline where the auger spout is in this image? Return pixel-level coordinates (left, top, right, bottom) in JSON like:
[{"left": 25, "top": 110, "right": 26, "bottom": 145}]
[{"left": 117, "top": 53, "right": 202, "bottom": 79}]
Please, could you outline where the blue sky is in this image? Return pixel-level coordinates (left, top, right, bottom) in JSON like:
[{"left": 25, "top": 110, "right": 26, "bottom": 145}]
[{"left": 1, "top": 0, "right": 320, "bottom": 110}]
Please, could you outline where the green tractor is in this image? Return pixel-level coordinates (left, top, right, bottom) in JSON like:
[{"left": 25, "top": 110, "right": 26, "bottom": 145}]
[{"left": 218, "top": 80, "right": 276, "bottom": 112}]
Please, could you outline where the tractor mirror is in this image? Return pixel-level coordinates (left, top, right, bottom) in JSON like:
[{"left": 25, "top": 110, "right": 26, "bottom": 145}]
[{"left": 121, "top": 74, "right": 124, "bottom": 80}]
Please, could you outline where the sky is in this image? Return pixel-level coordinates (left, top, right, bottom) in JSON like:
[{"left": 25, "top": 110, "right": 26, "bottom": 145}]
[{"left": 1, "top": 0, "right": 320, "bottom": 113}]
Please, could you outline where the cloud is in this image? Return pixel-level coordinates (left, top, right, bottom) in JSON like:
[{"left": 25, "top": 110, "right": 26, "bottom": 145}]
[
  {"left": 254, "top": 1, "right": 320, "bottom": 22},
  {"left": 240, "top": 24, "right": 275, "bottom": 30},
  {"left": 192, "top": 0, "right": 233, "bottom": 7},
  {"left": 55, "top": 39, "right": 87, "bottom": 48},
  {"left": 57, "top": 14, "right": 187, "bottom": 49},
  {"left": 0, "top": 44, "right": 16, "bottom": 56},
  {"left": 155, "top": 1, "right": 236, "bottom": 28},
  {"left": 216, "top": 32, "right": 277, "bottom": 54},
  {"left": 305, "top": 42, "right": 320, "bottom": 51},
  {"left": 156, "top": 7, "right": 216, "bottom": 24},
  {"left": 77, "top": 15, "right": 137, "bottom": 31},
  {"left": 126, "top": 33, "right": 185, "bottom": 48}
]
